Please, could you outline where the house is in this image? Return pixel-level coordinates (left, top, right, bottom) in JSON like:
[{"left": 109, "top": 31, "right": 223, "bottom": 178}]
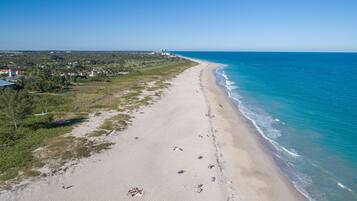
[
  {"left": 0, "top": 69, "right": 9, "bottom": 75},
  {"left": 89, "top": 69, "right": 97, "bottom": 77},
  {"left": 68, "top": 61, "right": 81, "bottom": 68},
  {"left": 0, "top": 69, "right": 21, "bottom": 77},
  {"left": 0, "top": 79, "right": 15, "bottom": 88}
]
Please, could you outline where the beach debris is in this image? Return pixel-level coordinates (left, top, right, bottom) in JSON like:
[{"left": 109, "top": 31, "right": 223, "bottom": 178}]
[
  {"left": 196, "top": 184, "right": 204, "bottom": 193},
  {"left": 177, "top": 170, "right": 185, "bottom": 174},
  {"left": 127, "top": 187, "right": 144, "bottom": 197},
  {"left": 105, "top": 130, "right": 114, "bottom": 136},
  {"left": 134, "top": 137, "right": 139, "bottom": 140},
  {"left": 173, "top": 146, "right": 183, "bottom": 151},
  {"left": 219, "top": 104, "right": 223, "bottom": 108},
  {"left": 62, "top": 184, "right": 73, "bottom": 189},
  {"left": 208, "top": 164, "right": 215, "bottom": 169},
  {"left": 62, "top": 166, "right": 71, "bottom": 173},
  {"left": 211, "top": 177, "right": 216, "bottom": 182},
  {"left": 198, "top": 156, "right": 203, "bottom": 159}
]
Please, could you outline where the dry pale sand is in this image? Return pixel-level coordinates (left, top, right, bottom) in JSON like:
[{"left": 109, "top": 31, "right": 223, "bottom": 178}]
[{"left": 0, "top": 60, "right": 307, "bottom": 201}]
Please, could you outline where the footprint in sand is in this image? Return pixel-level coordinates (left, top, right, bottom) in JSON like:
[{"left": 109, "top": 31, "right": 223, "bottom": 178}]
[
  {"left": 173, "top": 146, "right": 183, "bottom": 151},
  {"left": 196, "top": 184, "right": 204, "bottom": 193},
  {"left": 177, "top": 170, "right": 185, "bottom": 174},
  {"left": 127, "top": 187, "right": 144, "bottom": 197},
  {"left": 62, "top": 184, "right": 73, "bottom": 189},
  {"left": 208, "top": 164, "right": 215, "bottom": 169},
  {"left": 197, "top": 156, "right": 203, "bottom": 159}
]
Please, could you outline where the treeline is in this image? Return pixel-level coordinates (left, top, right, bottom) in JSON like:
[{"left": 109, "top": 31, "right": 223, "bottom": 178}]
[
  {"left": 17, "top": 65, "right": 113, "bottom": 93},
  {"left": 0, "top": 51, "right": 166, "bottom": 70},
  {"left": 19, "top": 67, "right": 71, "bottom": 92},
  {"left": 1, "top": 51, "right": 178, "bottom": 93}
]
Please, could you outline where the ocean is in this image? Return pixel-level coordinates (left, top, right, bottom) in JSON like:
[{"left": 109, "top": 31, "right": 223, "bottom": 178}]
[{"left": 175, "top": 51, "right": 357, "bottom": 201}]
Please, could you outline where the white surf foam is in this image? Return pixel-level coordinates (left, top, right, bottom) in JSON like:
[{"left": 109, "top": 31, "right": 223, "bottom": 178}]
[
  {"left": 215, "top": 67, "right": 316, "bottom": 201},
  {"left": 216, "top": 67, "right": 300, "bottom": 158},
  {"left": 337, "top": 182, "right": 354, "bottom": 193}
]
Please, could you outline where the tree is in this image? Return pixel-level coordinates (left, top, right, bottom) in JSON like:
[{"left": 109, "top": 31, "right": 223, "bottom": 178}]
[
  {"left": 24, "top": 67, "right": 71, "bottom": 92},
  {"left": 49, "top": 55, "right": 64, "bottom": 61},
  {"left": 0, "top": 89, "right": 33, "bottom": 144}
]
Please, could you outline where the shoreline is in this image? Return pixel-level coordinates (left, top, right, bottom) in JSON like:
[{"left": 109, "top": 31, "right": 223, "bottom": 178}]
[
  {"left": 0, "top": 59, "right": 306, "bottom": 201},
  {"left": 199, "top": 59, "right": 307, "bottom": 201},
  {"left": 213, "top": 63, "right": 310, "bottom": 198}
]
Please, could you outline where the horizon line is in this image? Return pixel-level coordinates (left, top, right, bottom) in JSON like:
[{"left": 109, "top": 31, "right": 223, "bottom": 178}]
[{"left": 1, "top": 49, "right": 357, "bottom": 53}]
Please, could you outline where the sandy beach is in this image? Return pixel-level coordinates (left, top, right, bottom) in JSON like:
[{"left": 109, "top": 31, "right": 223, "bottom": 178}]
[{"left": 0, "top": 60, "right": 306, "bottom": 201}]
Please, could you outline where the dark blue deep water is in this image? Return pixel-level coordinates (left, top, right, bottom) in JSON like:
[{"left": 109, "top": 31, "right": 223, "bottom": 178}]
[{"left": 176, "top": 51, "right": 357, "bottom": 201}]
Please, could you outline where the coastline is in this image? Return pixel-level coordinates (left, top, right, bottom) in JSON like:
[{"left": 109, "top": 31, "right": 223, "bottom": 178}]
[
  {"left": 0, "top": 59, "right": 306, "bottom": 201},
  {"left": 199, "top": 59, "right": 307, "bottom": 201}
]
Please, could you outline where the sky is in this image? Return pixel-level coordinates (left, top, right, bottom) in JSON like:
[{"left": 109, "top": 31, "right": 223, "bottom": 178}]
[{"left": 0, "top": 0, "right": 357, "bottom": 51}]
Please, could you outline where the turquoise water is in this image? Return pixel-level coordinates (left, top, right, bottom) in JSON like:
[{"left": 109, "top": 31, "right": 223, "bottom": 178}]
[{"left": 176, "top": 52, "right": 357, "bottom": 201}]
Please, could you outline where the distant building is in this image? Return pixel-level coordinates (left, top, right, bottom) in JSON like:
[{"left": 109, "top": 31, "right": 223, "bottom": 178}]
[
  {"left": 160, "top": 49, "right": 171, "bottom": 56},
  {"left": 89, "top": 69, "right": 97, "bottom": 77},
  {"left": 160, "top": 49, "right": 176, "bottom": 58},
  {"left": 0, "top": 79, "right": 15, "bottom": 88},
  {"left": 161, "top": 52, "right": 171, "bottom": 56},
  {"left": 0, "top": 69, "right": 21, "bottom": 77},
  {"left": 0, "top": 69, "right": 8, "bottom": 76},
  {"left": 68, "top": 61, "right": 81, "bottom": 68}
]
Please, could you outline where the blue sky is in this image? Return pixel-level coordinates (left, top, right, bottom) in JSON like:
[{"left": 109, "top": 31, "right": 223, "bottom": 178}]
[{"left": 1, "top": 0, "right": 356, "bottom": 51}]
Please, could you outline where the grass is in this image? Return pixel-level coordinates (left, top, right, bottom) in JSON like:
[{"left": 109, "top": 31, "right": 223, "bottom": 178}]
[
  {"left": 0, "top": 124, "right": 73, "bottom": 184},
  {"left": 91, "top": 142, "right": 114, "bottom": 153},
  {"left": 100, "top": 114, "right": 131, "bottom": 131},
  {"left": 0, "top": 57, "right": 197, "bottom": 188},
  {"left": 87, "top": 129, "right": 107, "bottom": 137},
  {"left": 69, "top": 59, "right": 196, "bottom": 113},
  {"left": 35, "top": 136, "right": 114, "bottom": 163}
]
